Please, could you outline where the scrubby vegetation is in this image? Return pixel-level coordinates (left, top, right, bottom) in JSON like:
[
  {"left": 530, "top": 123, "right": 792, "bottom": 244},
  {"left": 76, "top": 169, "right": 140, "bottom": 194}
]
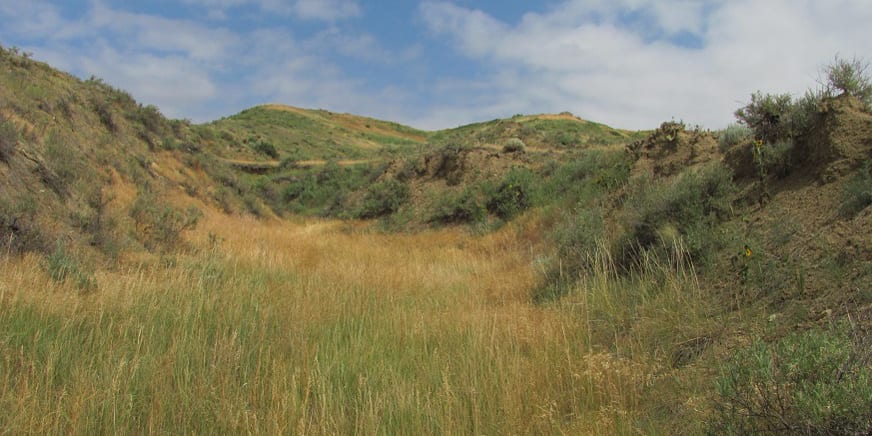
[
  {"left": 841, "top": 161, "right": 872, "bottom": 217},
  {"left": 0, "top": 114, "right": 18, "bottom": 161},
  {"left": 356, "top": 178, "right": 410, "bottom": 219},
  {"left": 710, "top": 323, "right": 872, "bottom": 435},
  {"left": 1, "top": 44, "right": 871, "bottom": 434}
]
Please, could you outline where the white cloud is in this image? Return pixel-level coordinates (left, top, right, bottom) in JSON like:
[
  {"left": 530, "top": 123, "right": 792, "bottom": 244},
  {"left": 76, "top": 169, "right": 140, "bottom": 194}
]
[
  {"left": 88, "top": 3, "right": 240, "bottom": 63},
  {"left": 419, "top": 0, "right": 872, "bottom": 129},
  {"left": 4, "top": 1, "right": 872, "bottom": 131},
  {"left": 180, "top": 0, "right": 361, "bottom": 21},
  {"left": 0, "top": 1, "right": 394, "bottom": 123},
  {"left": 293, "top": 0, "right": 361, "bottom": 21}
]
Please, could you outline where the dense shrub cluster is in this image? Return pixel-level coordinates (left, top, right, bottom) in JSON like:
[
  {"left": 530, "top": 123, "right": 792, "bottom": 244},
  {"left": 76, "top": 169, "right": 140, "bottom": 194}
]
[
  {"left": 735, "top": 56, "right": 871, "bottom": 154},
  {"left": 710, "top": 324, "right": 872, "bottom": 435},
  {"left": 133, "top": 104, "right": 167, "bottom": 135},
  {"left": 130, "top": 194, "right": 202, "bottom": 252},
  {"left": 429, "top": 187, "right": 487, "bottom": 224},
  {"left": 34, "top": 131, "right": 90, "bottom": 199},
  {"left": 618, "top": 163, "right": 735, "bottom": 268},
  {"left": 734, "top": 92, "right": 797, "bottom": 144},
  {"left": 717, "top": 124, "right": 751, "bottom": 152},
  {"left": 356, "top": 178, "right": 410, "bottom": 219},
  {"left": 281, "top": 162, "right": 383, "bottom": 216},
  {"left": 252, "top": 140, "right": 279, "bottom": 159},
  {"left": 487, "top": 167, "right": 537, "bottom": 220}
]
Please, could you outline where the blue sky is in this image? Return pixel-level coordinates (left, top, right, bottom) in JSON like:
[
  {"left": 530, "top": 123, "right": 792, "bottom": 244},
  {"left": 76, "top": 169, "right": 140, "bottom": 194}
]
[{"left": 2, "top": 1, "right": 871, "bottom": 130}]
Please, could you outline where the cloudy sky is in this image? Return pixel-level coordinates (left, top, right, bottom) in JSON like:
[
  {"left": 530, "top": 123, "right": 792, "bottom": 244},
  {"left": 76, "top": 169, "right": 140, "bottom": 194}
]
[{"left": 1, "top": 1, "right": 870, "bottom": 130}]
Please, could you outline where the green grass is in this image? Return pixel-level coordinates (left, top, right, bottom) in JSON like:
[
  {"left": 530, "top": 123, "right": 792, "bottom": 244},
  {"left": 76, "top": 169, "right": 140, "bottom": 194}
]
[
  {"left": 279, "top": 161, "right": 386, "bottom": 216},
  {"left": 428, "top": 116, "right": 643, "bottom": 150},
  {"left": 0, "top": 218, "right": 725, "bottom": 434},
  {"left": 207, "top": 106, "right": 427, "bottom": 161}
]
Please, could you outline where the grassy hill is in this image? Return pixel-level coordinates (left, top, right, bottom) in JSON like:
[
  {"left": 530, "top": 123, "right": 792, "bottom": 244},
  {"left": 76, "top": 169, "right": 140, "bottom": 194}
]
[
  {"left": 205, "top": 104, "right": 429, "bottom": 162},
  {"left": 2, "top": 43, "right": 872, "bottom": 434},
  {"left": 428, "top": 111, "right": 646, "bottom": 150}
]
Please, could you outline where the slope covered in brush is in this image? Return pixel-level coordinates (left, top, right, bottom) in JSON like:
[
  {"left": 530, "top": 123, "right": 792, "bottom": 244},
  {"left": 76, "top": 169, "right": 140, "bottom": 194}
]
[{"left": 205, "top": 104, "right": 429, "bottom": 162}]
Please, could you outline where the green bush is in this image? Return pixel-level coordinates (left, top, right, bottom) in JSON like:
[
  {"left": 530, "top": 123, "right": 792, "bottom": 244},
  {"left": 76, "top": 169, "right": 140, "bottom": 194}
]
[
  {"left": 546, "top": 149, "right": 632, "bottom": 202},
  {"left": 242, "top": 192, "right": 267, "bottom": 217},
  {"left": 619, "top": 163, "right": 735, "bottom": 268},
  {"left": 0, "top": 115, "right": 19, "bottom": 162},
  {"left": 536, "top": 207, "right": 607, "bottom": 302},
  {"left": 502, "top": 137, "right": 526, "bottom": 153},
  {"left": 790, "top": 89, "right": 824, "bottom": 138},
  {"left": 134, "top": 104, "right": 166, "bottom": 135},
  {"left": 752, "top": 139, "right": 795, "bottom": 179},
  {"left": 717, "top": 124, "right": 751, "bottom": 152},
  {"left": 709, "top": 324, "right": 872, "bottom": 435},
  {"left": 356, "top": 178, "right": 410, "bottom": 219},
  {"left": 252, "top": 140, "right": 279, "bottom": 159},
  {"left": 130, "top": 194, "right": 201, "bottom": 252},
  {"left": 734, "top": 92, "right": 795, "bottom": 143},
  {"left": 281, "top": 162, "right": 381, "bottom": 216},
  {"left": 487, "top": 167, "right": 538, "bottom": 220},
  {"left": 825, "top": 55, "right": 872, "bottom": 110},
  {"left": 429, "top": 187, "right": 487, "bottom": 224},
  {"left": 841, "top": 161, "right": 872, "bottom": 217}
]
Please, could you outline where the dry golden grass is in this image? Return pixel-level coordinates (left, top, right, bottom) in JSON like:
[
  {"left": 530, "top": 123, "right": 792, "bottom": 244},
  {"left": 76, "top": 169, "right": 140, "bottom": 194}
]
[{"left": 0, "top": 210, "right": 716, "bottom": 434}]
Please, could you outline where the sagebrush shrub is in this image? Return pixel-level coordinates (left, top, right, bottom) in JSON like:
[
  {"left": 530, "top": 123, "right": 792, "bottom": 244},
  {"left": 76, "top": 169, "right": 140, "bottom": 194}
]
[
  {"left": 356, "top": 178, "right": 410, "bottom": 219},
  {"left": 619, "top": 163, "right": 735, "bottom": 268},
  {"left": 487, "top": 167, "right": 538, "bottom": 220},
  {"left": 502, "top": 137, "right": 526, "bottom": 153},
  {"left": 789, "top": 89, "right": 824, "bottom": 137},
  {"left": 135, "top": 104, "right": 166, "bottom": 135},
  {"left": 42, "top": 132, "right": 83, "bottom": 197},
  {"left": 429, "top": 187, "right": 486, "bottom": 224},
  {"left": 710, "top": 324, "right": 872, "bottom": 435},
  {"left": 252, "top": 140, "right": 279, "bottom": 159},
  {"left": 130, "top": 194, "right": 201, "bottom": 252},
  {"left": 825, "top": 55, "right": 872, "bottom": 110},
  {"left": 717, "top": 124, "right": 751, "bottom": 152}
]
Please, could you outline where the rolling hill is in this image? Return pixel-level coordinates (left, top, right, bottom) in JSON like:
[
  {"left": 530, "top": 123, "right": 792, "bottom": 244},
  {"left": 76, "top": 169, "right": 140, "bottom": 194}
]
[{"left": 2, "top": 42, "right": 872, "bottom": 434}]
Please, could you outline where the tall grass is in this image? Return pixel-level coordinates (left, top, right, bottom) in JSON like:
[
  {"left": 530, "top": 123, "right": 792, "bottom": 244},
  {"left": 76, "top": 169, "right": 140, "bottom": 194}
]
[{"left": 0, "top": 212, "right": 718, "bottom": 434}]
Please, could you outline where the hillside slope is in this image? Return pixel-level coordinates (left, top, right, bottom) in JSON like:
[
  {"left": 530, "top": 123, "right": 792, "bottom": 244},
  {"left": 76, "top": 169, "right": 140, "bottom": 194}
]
[
  {"left": 0, "top": 45, "right": 217, "bottom": 263},
  {"left": 205, "top": 104, "right": 429, "bottom": 162},
  {"left": 2, "top": 44, "right": 872, "bottom": 434}
]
